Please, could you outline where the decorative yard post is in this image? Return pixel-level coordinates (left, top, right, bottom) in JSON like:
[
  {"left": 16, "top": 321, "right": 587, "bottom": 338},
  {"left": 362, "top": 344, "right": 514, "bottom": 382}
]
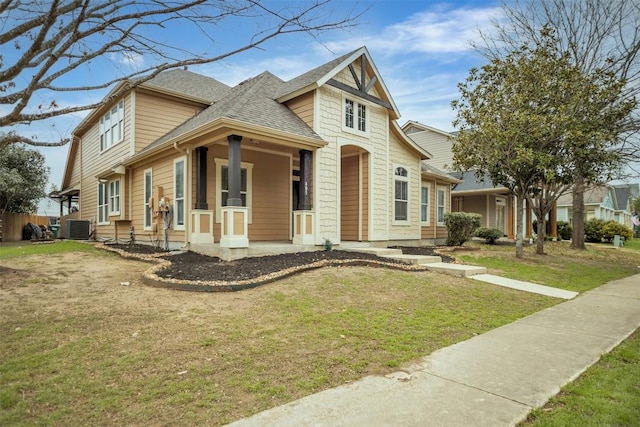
[
  {"left": 220, "top": 134, "right": 249, "bottom": 248},
  {"left": 293, "top": 149, "right": 315, "bottom": 245}
]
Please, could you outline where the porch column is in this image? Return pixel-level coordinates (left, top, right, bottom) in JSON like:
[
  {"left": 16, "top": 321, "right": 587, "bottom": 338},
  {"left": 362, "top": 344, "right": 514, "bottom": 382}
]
[
  {"left": 220, "top": 134, "right": 248, "bottom": 248},
  {"left": 298, "top": 149, "right": 312, "bottom": 210},
  {"left": 195, "top": 147, "right": 208, "bottom": 210},
  {"left": 227, "top": 134, "right": 242, "bottom": 206}
]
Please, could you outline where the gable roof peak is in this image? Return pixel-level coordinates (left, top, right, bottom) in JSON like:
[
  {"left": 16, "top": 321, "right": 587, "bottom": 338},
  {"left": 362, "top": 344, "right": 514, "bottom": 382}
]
[{"left": 275, "top": 46, "right": 399, "bottom": 118}]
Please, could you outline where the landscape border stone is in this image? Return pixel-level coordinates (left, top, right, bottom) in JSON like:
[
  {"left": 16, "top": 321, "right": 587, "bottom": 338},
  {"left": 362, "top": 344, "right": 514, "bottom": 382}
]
[{"left": 97, "top": 243, "right": 431, "bottom": 292}]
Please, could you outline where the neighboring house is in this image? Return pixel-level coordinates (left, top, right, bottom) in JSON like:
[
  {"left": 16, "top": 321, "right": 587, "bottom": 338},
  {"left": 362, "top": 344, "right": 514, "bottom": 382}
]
[
  {"left": 403, "top": 121, "right": 518, "bottom": 239},
  {"left": 36, "top": 197, "right": 70, "bottom": 225},
  {"left": 58, "top": 46, "right": 457, "bottom": 259},
  {"left": 557, "top": 183, "right": 640, "bottom": 229}
]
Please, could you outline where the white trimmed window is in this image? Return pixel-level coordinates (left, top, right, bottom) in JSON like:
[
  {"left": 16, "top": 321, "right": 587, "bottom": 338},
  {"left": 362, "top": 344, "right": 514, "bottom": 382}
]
[
  {"left": 174, "top": 158, "right": 186, "bottom": 230},
  {"left": 100, "top": 100, "right": 124, "bottom": 151},
  {"left": 214, "top": 158, "right": 253, "bottom": 223},
  {"left": 144, "top": 169, "right": 152, "bottom": 230},
  {"left": 109, "top": 180, "right": 120, "bottom": 215},
  {"left": 97, "top": 182, "right": 108, "bottom": 224},
  {"left": 437, "top": 186, "right": 447, "bottom": 225},
  {"left": 421, "top": 185, "right": 430, "bottom": 224},
  {"left": 394, "top": 166, "right": 409, "bottom": 222},
  {"left": 343, "top": 97, "right": 369, "bottom": 135}
]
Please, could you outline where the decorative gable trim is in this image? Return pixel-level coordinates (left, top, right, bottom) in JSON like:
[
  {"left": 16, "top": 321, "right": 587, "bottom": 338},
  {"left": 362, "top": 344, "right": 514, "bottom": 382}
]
[{"left": 277, "top": 46, "right": 400, "bottom": 119}]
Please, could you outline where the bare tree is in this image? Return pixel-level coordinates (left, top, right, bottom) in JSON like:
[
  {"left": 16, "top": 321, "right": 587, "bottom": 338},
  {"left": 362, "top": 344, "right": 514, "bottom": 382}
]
[
  {"left": 473, "top": 0, "right": 640, "bottom": 249},
  {"left": 1, "top": 0, "right": 362, "bottom": 147}
]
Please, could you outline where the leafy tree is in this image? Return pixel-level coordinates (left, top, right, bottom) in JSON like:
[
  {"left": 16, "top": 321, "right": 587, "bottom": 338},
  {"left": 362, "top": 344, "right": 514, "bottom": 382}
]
[
  {"left": 1, "top": 0, "right": 360, "bottom": 147},
  {"left": 474, "top": 0, "right": 640, "bottom": 250},
  {"left": 452, "top": 29, "right": 634, "bottom": 256},
  {"left": 0, "top": 143, "right": 49, "bottom": 215}
]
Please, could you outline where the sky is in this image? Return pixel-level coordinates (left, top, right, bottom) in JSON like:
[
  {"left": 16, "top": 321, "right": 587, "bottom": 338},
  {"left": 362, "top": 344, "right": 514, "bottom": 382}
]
[{"left": 8, "top": 0, "right": 638, "bottom": 189}]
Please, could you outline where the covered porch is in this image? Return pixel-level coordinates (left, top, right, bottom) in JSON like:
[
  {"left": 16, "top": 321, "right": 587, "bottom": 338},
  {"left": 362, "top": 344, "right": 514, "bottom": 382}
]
[{"left": 181, "top": 129, "right": 324, "bottom": 259}]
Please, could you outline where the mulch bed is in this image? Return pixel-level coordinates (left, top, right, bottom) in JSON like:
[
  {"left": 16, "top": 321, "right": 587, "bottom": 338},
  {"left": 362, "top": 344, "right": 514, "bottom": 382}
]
[{"left": 104, "top": 243, "right": 456, "bottom": 291}]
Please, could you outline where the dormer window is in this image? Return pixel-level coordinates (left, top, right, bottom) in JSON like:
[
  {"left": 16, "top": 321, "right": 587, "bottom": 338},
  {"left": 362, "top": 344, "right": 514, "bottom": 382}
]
[
  {"left": 343, "top": 97, "right": 368, "bottom": 136},
  {"left": 100, "top": 100, "right": 124, "bottom": 152}
]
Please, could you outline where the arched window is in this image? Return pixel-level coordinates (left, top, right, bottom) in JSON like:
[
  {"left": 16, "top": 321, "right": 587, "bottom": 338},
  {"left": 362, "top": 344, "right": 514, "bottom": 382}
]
[{"left": 394, "top": 167, "right": 409, "bottom": 221}]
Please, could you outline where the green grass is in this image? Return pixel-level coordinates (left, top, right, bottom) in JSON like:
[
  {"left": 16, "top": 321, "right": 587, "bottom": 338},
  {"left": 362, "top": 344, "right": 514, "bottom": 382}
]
[
  {"left": 0, "top": 259, "right": 557, "bottom": 426},
  {"left": 457, "top": 240, "right": 640, "bottom": 292},
  {"left": 0, "top": 240, "right": 98, "bottom": 258},
  {"left": 2, "top": 239, "right": 639, "bottom": 425},
  {"left": 521, "top": 330, "right": 640, "bottom": 426}
]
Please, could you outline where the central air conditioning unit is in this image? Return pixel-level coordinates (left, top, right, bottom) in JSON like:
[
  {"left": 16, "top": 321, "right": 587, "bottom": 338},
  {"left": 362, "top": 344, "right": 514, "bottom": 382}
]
[{"left": 65, "top": 219, "right": 90, "bottom": 240}]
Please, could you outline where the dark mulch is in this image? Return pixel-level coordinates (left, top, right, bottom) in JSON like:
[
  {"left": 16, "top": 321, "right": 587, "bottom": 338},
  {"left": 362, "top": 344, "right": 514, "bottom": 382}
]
[{"left": 108, "top": 243, "right": 455, "bottom": 282}]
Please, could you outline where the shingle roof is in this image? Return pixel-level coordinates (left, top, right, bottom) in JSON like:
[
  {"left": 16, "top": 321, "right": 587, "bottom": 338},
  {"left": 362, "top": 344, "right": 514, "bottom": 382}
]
[
  {"left": 143, "top": 71, "right": 322, "bottom": 152},
  {"left": 141, "top": 69, "right": 230, "bottom": 103},
  {"left": 275, "top": 48, "right": 361, "bottom": 100},
  {"left": 450, "top": 170, "right": 507, "bottom": 192},
  {"left": 421, "top": 163, "right": 460, "bottom": 183}
]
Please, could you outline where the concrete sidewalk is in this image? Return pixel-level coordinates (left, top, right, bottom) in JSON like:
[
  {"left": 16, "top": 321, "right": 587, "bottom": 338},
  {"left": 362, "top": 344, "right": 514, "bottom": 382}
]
[{"left": 226, "top": 274, "right": 640, "bottom": 427}]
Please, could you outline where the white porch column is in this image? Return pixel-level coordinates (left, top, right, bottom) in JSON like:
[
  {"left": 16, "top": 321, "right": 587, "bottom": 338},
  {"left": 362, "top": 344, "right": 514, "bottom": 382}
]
[
  {"left": 220, "top": 206, "right": 249, "bottom": 248},
  {"left": 293, "top": 210, "right": 315, "bottom": 245}
]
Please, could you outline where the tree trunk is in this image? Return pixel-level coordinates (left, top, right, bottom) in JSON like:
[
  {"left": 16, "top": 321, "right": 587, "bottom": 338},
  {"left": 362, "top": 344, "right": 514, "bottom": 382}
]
[
  {"left": 571, "top": 176, "right": 586, "bottom": 250},
  {"left": 515, "top": 194, "right": 524, "bottom": 258},
  {"left": 536, "top": 214, "right": 546, "bottom": 255}
]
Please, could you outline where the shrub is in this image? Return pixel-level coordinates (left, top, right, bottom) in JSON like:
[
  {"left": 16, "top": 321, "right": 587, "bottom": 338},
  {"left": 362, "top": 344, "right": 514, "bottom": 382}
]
[
  {"left": 556, "top": 221, "right": 573, "bottom": 241},
  {"left": 602, "top": 221, "right": 633, "bottom": 242},
  {"left": 444, "top": 212, "right": 481, "bottom": 246},
  {"left": 475, "top": 227, "right": 503, "bottom": 244},
  {"left": 584, "top": 218, "right": 607, "bottom": 243}
]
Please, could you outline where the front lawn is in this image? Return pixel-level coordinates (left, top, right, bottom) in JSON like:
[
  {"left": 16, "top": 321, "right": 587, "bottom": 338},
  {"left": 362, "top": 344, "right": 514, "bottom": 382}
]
[{"left": 457, "top": 240, "right": 639, "bottom": 292}]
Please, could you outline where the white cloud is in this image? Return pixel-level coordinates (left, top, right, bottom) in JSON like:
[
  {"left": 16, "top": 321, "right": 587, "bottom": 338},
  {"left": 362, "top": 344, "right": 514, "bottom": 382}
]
[{"left": 321, "top": 5, "right": 503, "bottom": 56}]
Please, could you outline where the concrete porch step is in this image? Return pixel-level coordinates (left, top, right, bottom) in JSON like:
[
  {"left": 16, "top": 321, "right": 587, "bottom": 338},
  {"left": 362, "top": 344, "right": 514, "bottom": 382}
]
[
  {"left": 381, "top": 254, "right": 442, "bottom": 265},
  {"left": 423, "top": 262, "right": 487, "bottom": 277}
]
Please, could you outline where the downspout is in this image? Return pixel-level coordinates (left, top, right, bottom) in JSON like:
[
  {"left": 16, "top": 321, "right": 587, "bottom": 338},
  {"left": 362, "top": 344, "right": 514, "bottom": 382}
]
[
  {"left": 433, "top": 179, "right": 437, "bottom": 241},
  {"left": 174, "top": 142, "right": 191, "bottom": 249}
]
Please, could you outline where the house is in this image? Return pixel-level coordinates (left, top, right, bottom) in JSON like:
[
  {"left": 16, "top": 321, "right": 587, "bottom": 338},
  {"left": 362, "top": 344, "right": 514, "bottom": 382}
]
[
  {"left": 403, "top": 121, "right": 520, "bottom": 239},
  {"left": 556, "top": 183, "right": 639, "bottom": 229},
  {"left": 57, "top": 46, "right": 457, "bottom": 259}
]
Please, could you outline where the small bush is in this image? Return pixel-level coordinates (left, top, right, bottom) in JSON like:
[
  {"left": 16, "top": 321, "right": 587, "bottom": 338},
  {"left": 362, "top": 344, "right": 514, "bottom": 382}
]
[
  {"left": 556, "top": 221, "right": 573, "bottom": 241},
  {"left": 444, "top": 212, "right": 481, "bottom": 246},
  {"left": 475, "top": 227, "right": 503, "bottom": 244},
  {"left": 585, "top": 218, "right": 606, "bottom": 243},
  {"left": 602, "top": 221, "right": 633, "bottom": 242}
]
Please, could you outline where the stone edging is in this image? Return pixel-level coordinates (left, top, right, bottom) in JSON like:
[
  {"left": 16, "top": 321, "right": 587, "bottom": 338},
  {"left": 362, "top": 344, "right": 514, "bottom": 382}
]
[{"left": 97, "top": 243, "right": 430, "bottom": 292}]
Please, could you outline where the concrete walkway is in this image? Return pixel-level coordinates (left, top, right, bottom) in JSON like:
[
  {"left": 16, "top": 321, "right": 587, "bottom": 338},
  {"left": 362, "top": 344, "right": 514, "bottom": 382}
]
[{"left": 226, "top": 274, "right": 640, "bottom": 427}]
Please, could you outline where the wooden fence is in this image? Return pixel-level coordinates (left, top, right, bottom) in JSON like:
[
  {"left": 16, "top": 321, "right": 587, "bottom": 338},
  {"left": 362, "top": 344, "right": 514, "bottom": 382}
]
[{"left": 0, "top": 213, "right": 52, "bottom": 242}]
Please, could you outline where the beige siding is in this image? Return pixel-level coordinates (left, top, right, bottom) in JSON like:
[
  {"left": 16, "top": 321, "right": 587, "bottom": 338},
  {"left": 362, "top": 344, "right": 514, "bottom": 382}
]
[
  {"left": 209, "top": 145, "right": 291, "bottom": 241},
  {"left": 68, "top": 144, "right": 82, "bottom": 188},
  {"left": 421, "top": 181, "right": 451, "bottom": 241},
  {"left": 134, "top": 90, "right": 203, "bottom": 152},
  {"left": 410, "top": 129, "right": 455, "bottom": 172},
  {"left": 388, "top": 131, "right": 422, "bottom": 240},
  {"left": 78, "top": 94, "right": 133, "bottom": 239},
  {"left": 316, "top": 63, "right": 392, "bottom": 243},
  {"left": 286, "top": 91, "right": 314, "bottom": 129},
  {"left": 129, "top": 151, "right": 186, "bottom": 244}
]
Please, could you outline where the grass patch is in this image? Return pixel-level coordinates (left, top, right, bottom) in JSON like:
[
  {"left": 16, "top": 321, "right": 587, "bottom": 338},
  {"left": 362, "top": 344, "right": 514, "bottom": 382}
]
[
  {"left": 0, "top": 240, "right": 98, "bottom": 259},
  {"left": 0, "top": 260, "right": 557, "bottom": 426},
  {"left": 457, "top": 241, "right": 639, "bottom": 292},
  {"left": 521, "top": 330, "right": 640, "bottom": 426}
]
